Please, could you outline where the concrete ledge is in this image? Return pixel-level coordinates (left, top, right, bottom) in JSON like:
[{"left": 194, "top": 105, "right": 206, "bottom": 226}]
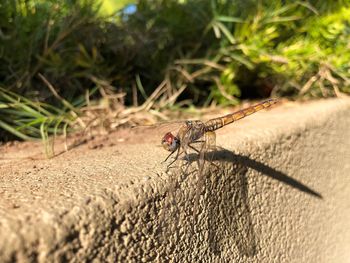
[{"left": 0, "top": 99, "right": 350, "bottom": 262}]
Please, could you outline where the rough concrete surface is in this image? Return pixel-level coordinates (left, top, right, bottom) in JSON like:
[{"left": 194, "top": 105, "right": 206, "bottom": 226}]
[{"left": 0, "top": 98, "right": 349, "bottom": 262}]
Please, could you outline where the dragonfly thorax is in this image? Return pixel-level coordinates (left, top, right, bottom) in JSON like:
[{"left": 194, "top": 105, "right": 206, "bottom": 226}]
[{"left": 161, "top": 132, "right": 180, "bottom": 152}]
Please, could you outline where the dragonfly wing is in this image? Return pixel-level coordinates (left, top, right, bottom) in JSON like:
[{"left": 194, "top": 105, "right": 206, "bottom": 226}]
[
  {"left": 131, "top": 120, "right": 188, "bottom": 143},
  {"left": 132, "top": 120, "right": 185, "bottom": 132},
  {"left": 191, "top": 131, "right": 217, "bottom": 216},
  {"left": 204, "top": 131, "right": 216, "bottom": 151}
]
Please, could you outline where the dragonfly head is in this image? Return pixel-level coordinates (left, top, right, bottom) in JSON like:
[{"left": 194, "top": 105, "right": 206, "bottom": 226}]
[{"left": 161, "top": 132, "right": 180, "bottom": 152}]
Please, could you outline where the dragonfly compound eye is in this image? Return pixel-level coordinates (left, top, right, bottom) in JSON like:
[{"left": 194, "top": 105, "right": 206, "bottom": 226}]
[{"left": 161, "top": 132, "right": 178, "bottom": 152}]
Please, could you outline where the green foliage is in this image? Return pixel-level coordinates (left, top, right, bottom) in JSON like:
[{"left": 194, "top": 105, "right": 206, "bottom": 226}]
[
  {"left": 0, "top": 87, "right": 81, "bottom": 155},
  {"left": 0, "top": 0, "right": 104, "bottom": 99},
  {"left": 121, "top": 0, "right": 350, "bottom": 102}
]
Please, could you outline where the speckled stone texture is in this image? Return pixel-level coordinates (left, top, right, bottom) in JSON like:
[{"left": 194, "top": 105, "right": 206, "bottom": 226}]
[{"left": 0, "top": 99, "right": 349, "bottom": 262}]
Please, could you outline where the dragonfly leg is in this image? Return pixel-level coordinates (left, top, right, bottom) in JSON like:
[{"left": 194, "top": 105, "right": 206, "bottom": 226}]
[
  {"left": 163, "top": 150, "right": 176, "bottom": 163},
  {"left": 165, "top": 147, "right": 182, "bottom": 169},
  {"left": 183, "top": 146, "right": 194, "bottom": 162},
  {"left": 163, "top": 146, "right": 183, "bottom": 163},
  {"left": 188, "top": 140, "right": 205, "bottom": 153},
  {"left": 181, "top": 149, "right": 194, "bottom": 174},
  {"left": 188, "top": 144, "right": 200, "bottom": 154},
  {"left": 188, "top": 140, "right": 205, "bottom": 158},
  {"left": 189, "top": 141, "right": 219, "bottom": 171}
]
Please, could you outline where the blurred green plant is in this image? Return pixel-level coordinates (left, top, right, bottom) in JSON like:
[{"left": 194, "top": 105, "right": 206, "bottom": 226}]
[
  {"left": 0, "top": 86, "right": 84, "bottom": 156},
  {"left": 0, "top": 0, "right": 349, "bottom": 142},
  {"left": 123, "top": 0, "right": 350, "bottom": 104}
]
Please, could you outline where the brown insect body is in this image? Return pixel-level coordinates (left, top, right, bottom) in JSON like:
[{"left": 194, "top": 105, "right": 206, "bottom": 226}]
[
  {"left": 161, "top": 99, "right": 278, "bottom": 165},
  {"left": 204, "top": 98, "right": 277, "bottom": 132}
]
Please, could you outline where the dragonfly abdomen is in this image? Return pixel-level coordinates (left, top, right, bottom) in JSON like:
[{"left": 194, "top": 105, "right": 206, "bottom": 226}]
[{"left": 204, "top": 98, "right": 278, "bottom": 132}]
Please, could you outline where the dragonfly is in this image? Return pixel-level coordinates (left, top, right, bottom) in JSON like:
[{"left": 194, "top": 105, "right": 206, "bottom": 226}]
[{"left": 161, "top": 98, "right": 278, "bottom": 168}]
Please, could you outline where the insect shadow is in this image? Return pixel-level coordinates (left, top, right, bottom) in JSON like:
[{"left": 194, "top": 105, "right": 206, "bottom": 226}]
[
  {"left": 207, "top": 148, "right": 322, "bottom": 199},
  {"left": 185, "top": 146, "right": 322, "bottom": 259}
]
